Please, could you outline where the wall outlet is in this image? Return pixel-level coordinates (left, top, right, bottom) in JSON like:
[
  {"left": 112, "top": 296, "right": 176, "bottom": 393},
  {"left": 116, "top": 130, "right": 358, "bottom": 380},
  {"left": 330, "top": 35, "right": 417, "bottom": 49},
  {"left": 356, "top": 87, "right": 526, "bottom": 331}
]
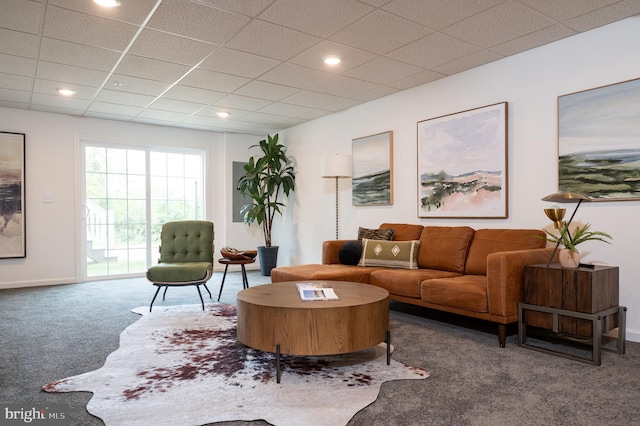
[{"left": 43, "top": 193, "right": 55, "bottom": 203}]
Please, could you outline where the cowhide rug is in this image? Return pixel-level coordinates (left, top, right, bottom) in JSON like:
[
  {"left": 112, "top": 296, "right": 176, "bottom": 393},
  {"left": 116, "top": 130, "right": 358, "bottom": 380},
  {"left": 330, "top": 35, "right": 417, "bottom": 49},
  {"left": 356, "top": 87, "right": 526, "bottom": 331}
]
[{"left": 43, "top": 303, "right": 429, "bottom": 426}]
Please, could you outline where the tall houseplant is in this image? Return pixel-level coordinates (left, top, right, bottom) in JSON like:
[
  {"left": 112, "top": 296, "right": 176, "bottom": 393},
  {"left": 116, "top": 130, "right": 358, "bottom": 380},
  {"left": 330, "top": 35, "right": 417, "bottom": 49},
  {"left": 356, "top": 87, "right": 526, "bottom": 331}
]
[{"left": 238, "top": 134, "right": 295, "bottom": 275}]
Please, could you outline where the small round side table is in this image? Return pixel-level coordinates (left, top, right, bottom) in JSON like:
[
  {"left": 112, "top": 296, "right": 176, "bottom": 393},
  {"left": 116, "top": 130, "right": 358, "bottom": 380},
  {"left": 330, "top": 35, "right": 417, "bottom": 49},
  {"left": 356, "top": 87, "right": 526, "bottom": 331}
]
[{"left": 217, "top": 257, "right": 256, "bottom": 301}]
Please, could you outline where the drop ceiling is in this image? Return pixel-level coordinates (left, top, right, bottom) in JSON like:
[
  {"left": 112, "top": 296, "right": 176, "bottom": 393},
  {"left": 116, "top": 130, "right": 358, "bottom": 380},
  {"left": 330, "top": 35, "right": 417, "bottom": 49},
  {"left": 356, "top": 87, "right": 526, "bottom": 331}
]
[{"left": 1, "top": 0, "right": 639, "bottom": 135}]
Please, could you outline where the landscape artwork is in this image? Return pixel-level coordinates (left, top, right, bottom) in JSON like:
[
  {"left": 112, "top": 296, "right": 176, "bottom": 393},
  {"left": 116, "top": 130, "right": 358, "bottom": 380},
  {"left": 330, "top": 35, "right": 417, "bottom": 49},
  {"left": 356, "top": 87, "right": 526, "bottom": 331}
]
[
  {"left": 558, "top": 78, "right": 640, "bottom": 200},
  {"left": 417, "top": 103, "right": 507, "bottom": 218},
  {"left": 352, "top": 131, "right": 393, "bottom": 206},
  {"left": 0, "top": 132, "right": 26, "bottom": 258}
]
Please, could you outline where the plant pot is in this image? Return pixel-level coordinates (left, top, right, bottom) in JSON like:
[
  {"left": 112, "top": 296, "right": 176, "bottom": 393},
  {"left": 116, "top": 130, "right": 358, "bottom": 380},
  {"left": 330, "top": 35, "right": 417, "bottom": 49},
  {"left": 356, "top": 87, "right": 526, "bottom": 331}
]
[
  {"left": 559, "top": 248, "right": 580, "bottom": 268},
  {"left": 257, "top": 246, "right": 279, "bottom": 276}
]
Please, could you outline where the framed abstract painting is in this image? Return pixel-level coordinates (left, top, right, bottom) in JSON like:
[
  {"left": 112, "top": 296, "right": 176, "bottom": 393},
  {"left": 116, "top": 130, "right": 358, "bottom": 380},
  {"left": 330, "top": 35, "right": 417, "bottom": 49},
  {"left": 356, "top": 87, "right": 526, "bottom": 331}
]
[
  {"left": 558, "top": 77, "right": 640, "bottom": 201},
  {"left": 0, "top": 131, "right": 26, "bottom": 258},
  {"left": 417, "top": 102, "right": 508, "bottom": 218},
  {"left": 352, "top": 131, "right": 393, "bottom": 206}
]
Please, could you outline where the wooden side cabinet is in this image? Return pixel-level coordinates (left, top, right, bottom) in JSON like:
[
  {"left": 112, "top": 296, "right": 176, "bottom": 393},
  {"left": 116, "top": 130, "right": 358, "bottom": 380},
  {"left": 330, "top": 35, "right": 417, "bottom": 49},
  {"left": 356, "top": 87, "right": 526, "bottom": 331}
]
[{"left": 518, "top": 264, "right": 626, "bottom": 365}]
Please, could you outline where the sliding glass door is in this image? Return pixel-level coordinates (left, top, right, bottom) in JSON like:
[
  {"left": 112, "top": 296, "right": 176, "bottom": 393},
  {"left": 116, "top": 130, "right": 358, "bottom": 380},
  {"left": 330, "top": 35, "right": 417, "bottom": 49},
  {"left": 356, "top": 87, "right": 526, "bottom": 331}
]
[{"left": 83, "top": 143, "right": 204, "bottom": 279}]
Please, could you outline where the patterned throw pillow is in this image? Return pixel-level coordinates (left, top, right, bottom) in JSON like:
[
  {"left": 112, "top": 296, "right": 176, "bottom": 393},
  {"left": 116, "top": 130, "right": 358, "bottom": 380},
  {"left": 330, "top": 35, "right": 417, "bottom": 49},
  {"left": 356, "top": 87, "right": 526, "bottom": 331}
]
[
  {"left": 357, "top": 226, "right": 394, "bottom": 242},
  {"left": 358, "top": 238, "right": 420, "bottom": 269},
  {"left": 338, "top": 241, "right": 363, "bottom": 265}
]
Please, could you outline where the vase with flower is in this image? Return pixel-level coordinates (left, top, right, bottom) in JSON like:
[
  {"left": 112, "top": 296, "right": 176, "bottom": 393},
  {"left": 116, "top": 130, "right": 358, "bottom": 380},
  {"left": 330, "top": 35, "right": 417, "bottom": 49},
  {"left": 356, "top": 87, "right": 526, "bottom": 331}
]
[{"left": 541, "top": 223, "right": 612, "bottom": 268}]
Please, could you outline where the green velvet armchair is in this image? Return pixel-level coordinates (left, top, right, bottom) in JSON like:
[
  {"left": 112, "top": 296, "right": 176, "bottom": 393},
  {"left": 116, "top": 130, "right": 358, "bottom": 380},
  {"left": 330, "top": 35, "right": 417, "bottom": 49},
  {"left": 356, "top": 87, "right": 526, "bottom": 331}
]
[{"left": 147, "top": 220, "right": 214, "bottom": 311}]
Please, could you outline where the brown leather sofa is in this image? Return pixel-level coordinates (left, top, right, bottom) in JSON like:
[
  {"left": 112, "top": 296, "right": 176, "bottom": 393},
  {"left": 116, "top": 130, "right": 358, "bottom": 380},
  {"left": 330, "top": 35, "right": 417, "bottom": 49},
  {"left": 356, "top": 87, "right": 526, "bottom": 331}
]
[{"left": 271, "top": 223, "right": 555, "bottom": 347}]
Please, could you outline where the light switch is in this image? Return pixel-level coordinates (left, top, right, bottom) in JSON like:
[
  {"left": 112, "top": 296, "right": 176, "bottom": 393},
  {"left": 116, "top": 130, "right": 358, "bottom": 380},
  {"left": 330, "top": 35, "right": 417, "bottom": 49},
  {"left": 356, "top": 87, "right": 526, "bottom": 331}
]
[{"left": 43, "top": 193, "right": 55, "bottom": 203}]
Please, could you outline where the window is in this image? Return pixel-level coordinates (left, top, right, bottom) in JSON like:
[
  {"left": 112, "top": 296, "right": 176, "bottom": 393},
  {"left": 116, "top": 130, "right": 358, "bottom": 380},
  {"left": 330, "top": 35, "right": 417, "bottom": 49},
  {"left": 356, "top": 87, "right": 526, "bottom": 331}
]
[{"left": 83, "top": 143, "right": 205, "bottom": 279}]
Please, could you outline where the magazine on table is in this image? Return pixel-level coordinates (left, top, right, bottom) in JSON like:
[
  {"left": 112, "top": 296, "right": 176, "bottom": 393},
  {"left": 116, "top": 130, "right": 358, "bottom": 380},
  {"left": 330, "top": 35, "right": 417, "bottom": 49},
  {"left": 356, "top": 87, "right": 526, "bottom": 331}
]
[{"left": 296, "top": 282, "right": 339, "bottom": 301}]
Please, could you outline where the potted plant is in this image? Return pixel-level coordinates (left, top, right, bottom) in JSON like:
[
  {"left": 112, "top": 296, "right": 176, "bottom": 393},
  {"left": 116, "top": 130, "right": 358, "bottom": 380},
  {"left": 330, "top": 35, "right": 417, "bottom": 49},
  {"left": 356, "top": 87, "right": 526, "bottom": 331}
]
[
  {"left": 238, "top": 133, "right": 295, "bottom": 275},
  {"left": 541, "top": 223, "right": 612, "bottom": 268}
]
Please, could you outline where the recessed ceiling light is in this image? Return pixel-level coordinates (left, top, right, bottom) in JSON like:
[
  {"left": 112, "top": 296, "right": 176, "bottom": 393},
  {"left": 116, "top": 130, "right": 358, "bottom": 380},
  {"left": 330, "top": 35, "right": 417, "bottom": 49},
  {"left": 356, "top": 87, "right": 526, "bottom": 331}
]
[
  {"left": 216, "top": 112, "right": 230, "bottom": 118},
  {"left": 323, "top": 55, "right": 342, "bottom": 66},
  {"left": 57, "top": 88, "right": 76, "bottom": 96},
  {"left": 93, "top": 0, "right": 122, "bottom": 7}
]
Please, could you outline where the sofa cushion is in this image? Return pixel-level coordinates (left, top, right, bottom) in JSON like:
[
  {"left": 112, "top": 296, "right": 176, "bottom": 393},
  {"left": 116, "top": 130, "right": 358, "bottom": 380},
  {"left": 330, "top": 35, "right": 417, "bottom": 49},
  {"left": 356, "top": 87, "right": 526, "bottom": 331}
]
[
  {"left": 338, "top": 241, "right": 362, "bottom": 265},
  {"left": 417, "top": 226, "right": 475, "bottom": 273},
  {"left": 358, "top": 239, "right": 420, "bottom": 269},
  {"left": 421, "top": 275, "right": 489, "bottom": 313},
  {"left": 380, "top": 223, "right": 424, "bottom": 241},
  {"left": 370, "top": 268, "right": 462, "bottom": 298},
  {"left": 465, "top": 229, "right": 547, "bottom": 275},
  {"left": 358, "top": 226, "right": 394, "bottom": 242},
  {"left": 270, "top": 264, "right": 379, "bottom": 284}
]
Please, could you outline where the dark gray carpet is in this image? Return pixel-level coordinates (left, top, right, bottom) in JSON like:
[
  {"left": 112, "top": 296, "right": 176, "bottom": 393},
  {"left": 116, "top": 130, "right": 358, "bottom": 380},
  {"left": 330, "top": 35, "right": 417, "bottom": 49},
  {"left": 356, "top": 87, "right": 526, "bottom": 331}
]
[{"left": 1, "top": 272, "right": 639, "bottom": 425}]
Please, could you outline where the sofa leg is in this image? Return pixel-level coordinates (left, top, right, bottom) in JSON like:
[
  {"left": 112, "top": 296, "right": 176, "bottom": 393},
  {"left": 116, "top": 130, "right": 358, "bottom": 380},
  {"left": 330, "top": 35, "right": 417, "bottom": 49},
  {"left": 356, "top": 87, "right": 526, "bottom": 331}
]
[{"left": 498, "top": 324, "right": 506, "bottom": 348}]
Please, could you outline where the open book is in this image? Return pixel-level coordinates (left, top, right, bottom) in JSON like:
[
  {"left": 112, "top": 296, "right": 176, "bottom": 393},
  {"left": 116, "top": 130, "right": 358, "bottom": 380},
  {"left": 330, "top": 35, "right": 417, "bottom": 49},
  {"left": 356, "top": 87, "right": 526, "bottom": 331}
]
[{"left": 296, "top": 282, "right": 339, "bottom": 301}]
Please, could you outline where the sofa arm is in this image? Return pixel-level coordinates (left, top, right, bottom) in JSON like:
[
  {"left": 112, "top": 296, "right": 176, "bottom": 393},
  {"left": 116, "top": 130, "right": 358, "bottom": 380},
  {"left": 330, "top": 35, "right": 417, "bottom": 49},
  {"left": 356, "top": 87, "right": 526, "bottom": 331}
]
[
  {"left": 485, "top": 248, "right": 557, "bottom": 318},
  {"left": 322, "top": 240, "right": 354, "bottom": 264}
]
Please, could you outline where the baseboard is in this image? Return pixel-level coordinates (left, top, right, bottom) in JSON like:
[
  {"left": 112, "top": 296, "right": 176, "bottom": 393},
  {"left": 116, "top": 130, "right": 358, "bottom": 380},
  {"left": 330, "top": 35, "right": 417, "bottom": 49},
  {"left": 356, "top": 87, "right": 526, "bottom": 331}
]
[{"left": 0, "top": 277, "right": 79, "bottom": 290}]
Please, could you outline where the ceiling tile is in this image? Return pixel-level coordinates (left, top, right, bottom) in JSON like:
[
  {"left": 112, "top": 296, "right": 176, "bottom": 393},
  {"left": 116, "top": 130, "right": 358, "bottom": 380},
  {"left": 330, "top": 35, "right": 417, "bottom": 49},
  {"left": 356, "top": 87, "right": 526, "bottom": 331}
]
[
  {"left": 213, "top": 94, "right": 273, "bottom": 111},
  {"left": 351, "top": 85, "right": 400, "bottom": 102},
  {"left": 36, "top": 61, "right": 108, "bottom": 87},
  {"left": 259, "top": 63, "right": 333, "bottom": 90},
  {"left": 387, "top": 32, "right": 480, "bottom": 69},
  {"left": 0, "top": 88, "right": 31, "bottom": 106},
  {"left": 34, "top": 79, "right": 97, "bottom": 100},
  {"left": 490, "top": 24, "right": 577, "bottom": 56},
  {"left": 518, "top": 0, "right": 621, "bottom": 21},
  {"left": 564, "top": 1, "right": 640, "bottom": 32},
  {"left": 258, "top": 102, "right": 325, "bottom": 119},
  {"left": 128, "top": 29, "right": 218, "bottom": 66},
  {"left": 188, "top": 0, "right": 275, "bottom": 17},
  {"left": 233, "top": 81, "right": 300, "bottom": 101},
  {"left": 383, "top": 0, "right": 503, "bottom": 30},
  {"left": 31, "top": 92, "right": 90, "bottom": 110},
  {"left": 148, "top": 0, "right": 251, "bottom": 44},
  {"left": 289, "top": 40, "right": 377, "bottom": 73},
  {"left": 136, "top": 108, "right": 190, "bottom": 122},
  {"left": 281, "top": 90, "right": 345, "bottom": 109},
  {"left": 180, "top": 68, "right": 250, "bottom": 92},
  {"left": 39, "top": 38, "right": 121, "bottom": 72},
  {"left": 94, "top": 89, "right": 156, "bottom": 107},
  {"left": 330, "top": 10, "right": 432, "bottom": 54},
  {"left": 199, "top": 48, "right": 281, "bottom": 78},
  {"left": 198, "top": 106, "right": 251, "bottom": 119},
  {"left": 0, "top": 0, "right": 43, "bottom": 34},
  {"left": 49, "top": 0, "right": 160, "bottom": 25},
  {"left": 0, "top": 54, "right": 36, "bottom": 77},
  {"left": 343, "top": 57, "right": 424, "bottom": 85},
  {"left": 323, "top": 98, "right": 363, "bottom": 112},
  {"left": 0, "top": 73, "right": 33, "bottom": 92},
  {"left": 310, "top": 75, "right": 378, "bottom": 97},
  {"left": 86, "top": 102, "right": 144, "bottom": 117},
  {"left": 107, "top": 74, "right": 170, "bottom": 97},
  {"left": 259, "top": 0, "right": 373, "bottom": 37},
  {"left": 31, "top": 103, "right": 85, "bottom": 116},
  {"left": 225, "top": 20, "right": 321, "bottom": 61},
  {"left": 442, "top": 1, "right": 556, "bottom": 48},
  {"left": 150, "top": 98, "right": 207, "bottom": 114},
  {"left": 43, "top": 6, "right": 137, "bottom": 51},
  {"left": 0, "top": 29, "right": 40, "bottom": 58},
  {"left": 163, "top": 85, "right": 226, "bottom": 105},
  {"left": 432, "top": 50, "right": 504, "bottom": 76},
  {"left": 387, "top": 70, "right": 445, "bottom": 90},
  {"left": 115, "top": 55, "right": 191, "bottom": 83}
]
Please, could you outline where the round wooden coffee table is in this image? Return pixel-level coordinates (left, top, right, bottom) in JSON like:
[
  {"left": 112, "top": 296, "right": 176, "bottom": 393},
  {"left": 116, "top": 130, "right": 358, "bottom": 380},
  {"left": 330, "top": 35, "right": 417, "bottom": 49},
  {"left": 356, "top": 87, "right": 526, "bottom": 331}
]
[{"left": 236, "top": 281, "right": 390, "bottom": 382}]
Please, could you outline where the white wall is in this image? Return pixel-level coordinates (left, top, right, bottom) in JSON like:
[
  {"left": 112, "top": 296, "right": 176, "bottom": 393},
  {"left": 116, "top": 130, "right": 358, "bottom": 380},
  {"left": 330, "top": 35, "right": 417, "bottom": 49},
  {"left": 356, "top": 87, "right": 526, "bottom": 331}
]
[
  {"left": 277, "top": 16, "right": 640, "bottom": 341},
  {"left": 0, "top": 108, "right": 262, "bottom": 287}
]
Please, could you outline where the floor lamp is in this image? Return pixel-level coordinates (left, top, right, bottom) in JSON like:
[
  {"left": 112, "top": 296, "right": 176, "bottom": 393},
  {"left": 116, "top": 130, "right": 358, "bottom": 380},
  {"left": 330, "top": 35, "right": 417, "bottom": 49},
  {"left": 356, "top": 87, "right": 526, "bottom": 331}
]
[
  {"left": 541, "top": 191, "right": 591, "bottom": 266},
  {"left": 321, "top": 154, "right": 353, "bottom": 239}
]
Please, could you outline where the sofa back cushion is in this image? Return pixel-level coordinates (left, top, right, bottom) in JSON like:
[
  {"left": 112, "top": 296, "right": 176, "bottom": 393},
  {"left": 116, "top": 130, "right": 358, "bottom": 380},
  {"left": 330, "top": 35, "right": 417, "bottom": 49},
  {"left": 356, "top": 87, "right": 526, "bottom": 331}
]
[
  {"left": 380, "top": 223, "right": 424, "bottom": 241},
  {"left": 464, "top": 229, "right": 547, "bottom": 275},
  {"left": 418, "top": 226, "right": 475, "bottom": 273}
]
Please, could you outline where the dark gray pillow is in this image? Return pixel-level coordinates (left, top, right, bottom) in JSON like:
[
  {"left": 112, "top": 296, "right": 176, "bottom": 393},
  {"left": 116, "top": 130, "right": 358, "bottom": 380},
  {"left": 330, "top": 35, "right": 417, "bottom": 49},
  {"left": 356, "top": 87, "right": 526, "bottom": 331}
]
[
  {"left": 357, "top": 226, "right": 394, "bottom": 242},
  {"left": 339, "top": 241, "right": 362, "bottom": 265}
]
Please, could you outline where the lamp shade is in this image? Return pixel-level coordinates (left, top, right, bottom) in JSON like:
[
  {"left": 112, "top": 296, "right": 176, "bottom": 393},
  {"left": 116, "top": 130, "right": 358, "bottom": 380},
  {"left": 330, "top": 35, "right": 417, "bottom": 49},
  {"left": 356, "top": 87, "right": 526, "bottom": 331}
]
[
  {"left": 542, "top": 191, "right": 591, "bottom": 203},
  {"left": 321, "top": 154, "right": 353, "bottom": 178}
]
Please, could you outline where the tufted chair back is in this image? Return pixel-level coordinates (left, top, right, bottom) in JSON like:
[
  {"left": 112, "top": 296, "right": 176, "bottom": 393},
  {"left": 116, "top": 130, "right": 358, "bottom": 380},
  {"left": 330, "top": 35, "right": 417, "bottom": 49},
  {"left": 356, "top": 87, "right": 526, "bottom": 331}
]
[{"left": 158, "top": 221, "right": 214, "bottom": 264}]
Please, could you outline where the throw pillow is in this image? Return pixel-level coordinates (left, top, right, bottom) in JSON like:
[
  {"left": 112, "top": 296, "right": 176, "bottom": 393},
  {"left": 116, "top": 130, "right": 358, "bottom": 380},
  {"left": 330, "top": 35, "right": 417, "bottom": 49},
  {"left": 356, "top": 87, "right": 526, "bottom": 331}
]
[
  {"left": 338, "top": 241, "right": 362, "bottom": 265},
  {"left": 358, "top": 238, "right": 420, "bottom": 269},
  {"left": 357, "top": 226, "right": 394, "bottom": 242}
]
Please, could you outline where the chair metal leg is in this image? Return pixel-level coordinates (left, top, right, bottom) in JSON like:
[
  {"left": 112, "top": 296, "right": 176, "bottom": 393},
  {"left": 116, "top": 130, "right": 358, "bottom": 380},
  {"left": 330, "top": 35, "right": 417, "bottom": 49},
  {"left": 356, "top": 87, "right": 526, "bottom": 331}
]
[
  {"left": 196, "top": 285, "right": 205, "bottom": 310},
  {"left": 203, "top": 283, "right": 212, "bottom": 299},
  {"left": 241, "top": 265, "right": 249, "bottom": 289},
  {"left": 162, "top": 286, "right": 168, "bottom": 301},
  {"left": 150, "top": 285, "right": 163, "bottom": 312},
  {"left": 217, "top": 264, "right": 230, "bottom": 301}
]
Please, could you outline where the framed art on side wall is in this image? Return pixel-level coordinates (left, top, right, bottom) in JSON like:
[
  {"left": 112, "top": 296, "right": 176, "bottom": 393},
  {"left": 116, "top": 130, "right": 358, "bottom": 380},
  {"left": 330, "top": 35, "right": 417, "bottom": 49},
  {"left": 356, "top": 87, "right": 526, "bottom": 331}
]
[
  {"left": 558, "top": 77, "right": 640, "bottom": 200},
  {"left": 417, "top": 102, "right": 508, "bottom": 218},
  {"left": 352, "top": 131, "right": 393, "bottom": 206},
  {"left": 0, "top": 131, "right": 26, "bottom": 258}
]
